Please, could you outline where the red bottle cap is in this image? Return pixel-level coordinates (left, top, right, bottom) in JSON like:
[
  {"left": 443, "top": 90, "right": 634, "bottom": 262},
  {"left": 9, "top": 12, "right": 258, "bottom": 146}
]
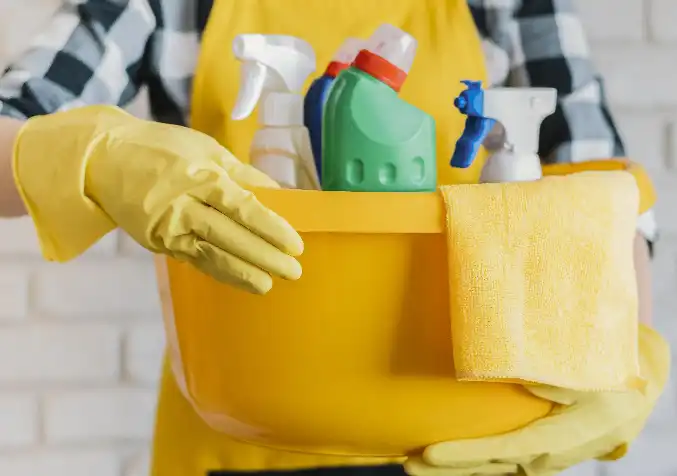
[
  {"left": 325, "top": 61, "right": 350, "bottom": 78},
  {"left": 353, "top": 49, "right": 407, "bottom": 93}
]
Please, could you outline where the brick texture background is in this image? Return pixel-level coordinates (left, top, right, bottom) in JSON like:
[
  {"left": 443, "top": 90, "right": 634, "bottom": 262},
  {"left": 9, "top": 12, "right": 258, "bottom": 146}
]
[{"left": 0, "top": 1, "right": 675, "bottom": 475}]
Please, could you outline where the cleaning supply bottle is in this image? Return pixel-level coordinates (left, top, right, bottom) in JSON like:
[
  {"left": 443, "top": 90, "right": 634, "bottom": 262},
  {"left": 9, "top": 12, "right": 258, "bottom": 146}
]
[
  {"left": 322, "top": 24, "right": 436, "bottom": 192},
  {"left": 231, "top": 34, "right": 321, "bottom": 189},
  {"left": 450, "top": 80, "right": 557, "bottom": 183},
  {"left": 304, "top": 38, "right": 365, "bottom": 180}
]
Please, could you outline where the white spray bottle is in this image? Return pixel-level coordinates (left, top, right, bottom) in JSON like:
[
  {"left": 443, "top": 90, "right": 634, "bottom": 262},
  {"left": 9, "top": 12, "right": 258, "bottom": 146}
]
[
  {"left": 450, "top": 80, "right": 557, "bottom": 183},
  {"left": 231, "top": 34, "right": 321, "bottom": 189}
]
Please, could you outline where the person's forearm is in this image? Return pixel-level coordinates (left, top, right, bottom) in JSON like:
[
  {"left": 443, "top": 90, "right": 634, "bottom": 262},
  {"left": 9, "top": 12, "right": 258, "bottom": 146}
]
[{"left": 0, "top": 116, "right": 27, "bottom": 217}]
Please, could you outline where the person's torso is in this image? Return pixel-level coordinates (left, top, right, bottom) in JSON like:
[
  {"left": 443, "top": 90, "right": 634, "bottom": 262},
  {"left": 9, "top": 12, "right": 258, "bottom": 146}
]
[{"left": 151, "top": 1, "right": 522, "bottom": 474}]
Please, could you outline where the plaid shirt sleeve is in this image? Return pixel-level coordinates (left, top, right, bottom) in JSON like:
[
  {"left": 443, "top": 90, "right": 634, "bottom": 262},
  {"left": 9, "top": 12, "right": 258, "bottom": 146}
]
[
  {"left": 0, "top": 0, "right": 157, "bottom": 120},
  {"left": 471, "top": 0, "right": 625, "bottom": 163},
  {"left": 470, "top": 0, "right": 658, "bottom": 247}
]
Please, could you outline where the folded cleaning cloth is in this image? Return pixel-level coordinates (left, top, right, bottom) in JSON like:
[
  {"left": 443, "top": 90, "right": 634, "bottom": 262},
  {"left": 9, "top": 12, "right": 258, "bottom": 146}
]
[
  {"left": 441, "top": 171, "right": 643, "bottom": 391},
  {"left": 404, "top": 325, "right": 670, "bottom": 476}
]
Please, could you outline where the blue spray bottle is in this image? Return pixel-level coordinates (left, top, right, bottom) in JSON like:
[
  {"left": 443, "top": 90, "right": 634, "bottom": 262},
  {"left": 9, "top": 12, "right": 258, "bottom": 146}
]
[
  {"left": 303, "top": 38, "right": 364, "bottom": 179},
  {"left": 450, "top": 80, "right": 557, "bottom": 182}
]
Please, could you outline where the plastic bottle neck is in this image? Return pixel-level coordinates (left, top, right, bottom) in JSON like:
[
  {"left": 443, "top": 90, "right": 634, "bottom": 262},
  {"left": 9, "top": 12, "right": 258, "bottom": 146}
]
[
  {"left": 259, "top": 91, "right": 304, "bottom": 126},
  {"left": 324, "top": 61, "right": 350, "bottom": 78},
  {"left": 353, "top": 49, "right": 407, "bottom": 92}
]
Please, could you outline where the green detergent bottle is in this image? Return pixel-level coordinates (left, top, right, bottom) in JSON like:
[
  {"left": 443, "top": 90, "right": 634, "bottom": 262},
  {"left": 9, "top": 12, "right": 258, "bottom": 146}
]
[{"left": 322, "top": 24, "right": 436, "bottom": 192}]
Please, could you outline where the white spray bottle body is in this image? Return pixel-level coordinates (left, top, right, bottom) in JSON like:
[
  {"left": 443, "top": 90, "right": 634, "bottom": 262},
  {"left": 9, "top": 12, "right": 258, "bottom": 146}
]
[
  {"left": 480, "top": 142, "right": 545, "bottom": 183},
  {"left": 232, "top": 34, "right": 320, "bottom": 189}
]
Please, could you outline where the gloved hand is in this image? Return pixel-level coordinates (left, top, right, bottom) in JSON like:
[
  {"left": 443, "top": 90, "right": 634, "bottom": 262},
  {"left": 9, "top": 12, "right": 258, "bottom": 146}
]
[
  {"left": 12, "top": 105, "right": 303, "bottom": 294},
  {"left": 403, "top": 325, "right": 670, "bottom": 476}
]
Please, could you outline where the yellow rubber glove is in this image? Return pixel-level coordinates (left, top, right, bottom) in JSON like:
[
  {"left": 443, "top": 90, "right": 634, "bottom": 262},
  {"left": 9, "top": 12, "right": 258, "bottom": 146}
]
[
  {"left": 404, "top": 325, "right": 670, "bottom": 476},
  {"left": 12, "top": 105, "right": 303, "bottom": 294}
]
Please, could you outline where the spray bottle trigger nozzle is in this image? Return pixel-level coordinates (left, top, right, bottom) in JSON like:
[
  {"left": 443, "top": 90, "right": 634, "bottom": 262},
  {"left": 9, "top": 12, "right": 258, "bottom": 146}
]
[
  {"left": 454, "top": 79, "right": 485, "bottom": 117},
  {"left": 461, "top": 80, "right": 482, "bottom": 89},
  {"left": 450, "top": 79, "right": 492, "bottom": 168},
  {"left": 232, "top": 60, "right": 267, "bottom": 120}
]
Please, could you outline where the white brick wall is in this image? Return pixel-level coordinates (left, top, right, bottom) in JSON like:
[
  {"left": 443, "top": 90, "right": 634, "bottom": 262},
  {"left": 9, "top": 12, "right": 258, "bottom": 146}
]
[{"left": 0, "top": 1, "right": 675, "bottom": 475}]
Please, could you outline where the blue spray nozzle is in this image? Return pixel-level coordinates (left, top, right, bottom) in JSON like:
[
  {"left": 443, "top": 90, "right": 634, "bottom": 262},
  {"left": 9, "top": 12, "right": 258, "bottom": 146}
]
[
  {"left": 450, "top": 79, "right": 495, "bottom": 169},
  {"left": 460, "top": 79, "right": 482, "bottom": 89},
  {"left": 454, "top": 80, "right": 484, "bottom": 116}
]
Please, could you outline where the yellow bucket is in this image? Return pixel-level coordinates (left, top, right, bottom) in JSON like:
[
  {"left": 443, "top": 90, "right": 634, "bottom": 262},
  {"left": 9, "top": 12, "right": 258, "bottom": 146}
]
[{"left": 157, "top": 189, "right": 553, "bottom": 457}]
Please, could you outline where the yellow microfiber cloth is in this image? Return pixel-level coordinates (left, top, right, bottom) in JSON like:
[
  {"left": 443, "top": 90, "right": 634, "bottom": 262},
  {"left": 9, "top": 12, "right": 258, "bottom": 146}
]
[
  {"left": 440, "top": 171, "right": 643, "bottom": 391},
  {"left": 405, "top": 325, "right": 671, "bottom": 476}
]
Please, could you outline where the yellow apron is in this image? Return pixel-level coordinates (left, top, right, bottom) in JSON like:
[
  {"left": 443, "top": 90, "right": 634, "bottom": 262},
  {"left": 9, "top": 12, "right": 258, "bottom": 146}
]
[{"left": 150, "top": 0, "right": 657, "bottom": 474}]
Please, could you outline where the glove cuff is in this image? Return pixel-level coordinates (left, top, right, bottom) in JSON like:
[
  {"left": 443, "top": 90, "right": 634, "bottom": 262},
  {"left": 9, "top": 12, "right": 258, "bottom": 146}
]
[{"left": 12, "top": 105, "right": 131, "bottom": 261}]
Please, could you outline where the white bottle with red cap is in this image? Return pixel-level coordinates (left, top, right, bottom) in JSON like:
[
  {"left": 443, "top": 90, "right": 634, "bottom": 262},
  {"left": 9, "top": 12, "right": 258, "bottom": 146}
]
[{"left": 231, "top": 34, "right": 321, "bottom": 190}]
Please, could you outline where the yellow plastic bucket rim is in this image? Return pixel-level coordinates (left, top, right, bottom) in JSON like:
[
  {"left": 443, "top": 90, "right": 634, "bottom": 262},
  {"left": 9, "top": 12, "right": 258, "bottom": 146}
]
[{"left": 246, "top": 159, "right": 653, "bottom": 235}]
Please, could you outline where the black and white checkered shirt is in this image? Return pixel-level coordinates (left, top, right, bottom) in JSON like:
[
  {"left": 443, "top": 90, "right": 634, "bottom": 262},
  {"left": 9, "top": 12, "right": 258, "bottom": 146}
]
[{"left": 0, "top": 0, "right": 658, "bottom": 243}]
